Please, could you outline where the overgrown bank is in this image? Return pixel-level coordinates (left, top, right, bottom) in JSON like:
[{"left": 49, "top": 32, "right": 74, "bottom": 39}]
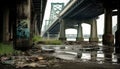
[
  {"left": 0, "top": 43, "right": 21, "bottom": 56},
  {"left": 32, "top": 36, "right": 63, "bottom": 45}
]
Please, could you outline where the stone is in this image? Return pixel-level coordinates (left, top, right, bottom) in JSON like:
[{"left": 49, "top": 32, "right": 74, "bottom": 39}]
[{"left": 37, "top": 56, "right": 44, "bottom": 60}]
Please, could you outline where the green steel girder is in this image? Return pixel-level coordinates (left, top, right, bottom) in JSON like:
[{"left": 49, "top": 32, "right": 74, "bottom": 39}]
[{"left": 49, "top": 3, "right": 64, "bottom": 24}]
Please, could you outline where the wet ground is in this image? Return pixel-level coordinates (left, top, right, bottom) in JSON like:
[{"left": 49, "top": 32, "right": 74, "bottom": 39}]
[
  {"left": 40, "top": 44, "right": 120, "bottom": 63},
  {"left": 1, "top": 62, "right": 120, "bottom": 69},
  {"left": 40, "top": 43, "right": 120, "bottom": 69},
  {"left": 0, "top": 42, "right": 120, "bottom": 69}
]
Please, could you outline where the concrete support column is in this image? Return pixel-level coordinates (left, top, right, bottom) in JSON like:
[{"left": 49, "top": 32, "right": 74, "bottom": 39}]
[
  {"left": 76, "top": 24, "right": 84, "bottom": 41},
  {"left": 89, "top": 18, "right": 99, "bottom": 42},
  {"left": 15, "top": 0, "right": 31, "bottom": 51},
  {"left": 32, "top": 14, "right": 37, "bottom": 36},
  {"left": 3, "top": 8, "right": 9, "bottom": 42},
  {"left": 115, "top": 9, "right": 120, "bottom": 54},
  {"left": 9, "top": 25, "right": 13, "bottom": 41},
  {"left": 59, "top": 19, "right": 66, "bottom": 41},
  {"left": 102, "top": 8, "right": 114, "bottom": 45},
  {"left": 35, "top": 20, "right": 39, "bottom": 35}
]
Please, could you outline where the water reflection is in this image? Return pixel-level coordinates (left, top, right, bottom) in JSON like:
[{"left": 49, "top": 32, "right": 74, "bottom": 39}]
[
  {"left": 81, "top": 53, "right": 91, "bottom": 60},
  {"left": 42, "top": 44, "right": 120, "bottom": 64}
]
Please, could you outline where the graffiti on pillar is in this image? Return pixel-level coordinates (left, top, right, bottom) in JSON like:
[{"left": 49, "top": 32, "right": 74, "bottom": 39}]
[{"left": 17, "top": 19, "right": 30, "bottom": 39}]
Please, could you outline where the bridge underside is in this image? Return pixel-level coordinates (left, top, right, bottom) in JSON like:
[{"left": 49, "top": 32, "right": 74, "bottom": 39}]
[
  {"left": 62, "top": 0, "right": 118, "bottom": 21},
  {"left": 32, "top": 0, "right": 47, "bottom": 34},
  {"left": 45, "top": 0, "right": 119, "bottom": 35}
]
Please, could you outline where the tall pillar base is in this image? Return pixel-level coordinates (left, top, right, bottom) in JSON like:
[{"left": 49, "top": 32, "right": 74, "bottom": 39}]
[
  {"left": 15, "top": 39, "right": 32, "bottom": 51},
  {"left": 89, "top": 37, "right": 99, "bottom": 42},
  {"left": 76, "top": 37, "right": 84, "bottom": 41},
  {"left": 115, "top": 29, "right": 120, "bottom": 53},
  {"left": 59, "top": 37, "right": 66, "bottom": 41},
  {"left": 102, "top": 34, "right": 114, "bottom": 45},
  {"left": 3, "top": 32, "right": 9, "bottom": 43}
]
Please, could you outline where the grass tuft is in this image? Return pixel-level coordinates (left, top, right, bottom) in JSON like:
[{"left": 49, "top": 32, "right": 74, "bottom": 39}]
[
  {"left": 44, "top": 39, "right": 62, "bottom": 45},
  {"left": 0, "top": 43, "right": 14, "bottom": 55},
  {"left": 32, "top": 35, "right": 43, "bottom": 43},
  {"left": 32, "top": 36, "right": 63, "bottom": 45}
]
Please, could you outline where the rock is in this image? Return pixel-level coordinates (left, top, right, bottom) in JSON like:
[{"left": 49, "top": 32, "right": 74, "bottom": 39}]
[
  {"left": 26, "top": 63, "right": 38, "bottom": 67},
  {"left": 77, "top": 52, "right": 82, "bottom": 58},
  {"left": 2, "top": 60, "right": 14, "bottom": 65},
  {"left": 23, "top": 63, "right": 47, "bottom": 68},
  {"left": 37, "top": 56, "right": 44, "bottom": 60},
  {"left": 0, "top": 56, "right": 9, "bottom": 62}
]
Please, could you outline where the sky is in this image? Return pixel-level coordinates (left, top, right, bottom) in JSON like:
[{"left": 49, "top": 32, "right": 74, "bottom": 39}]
[
  {"left": 41, "top": 0, "right": 69, "bottom": 32},
  {"left": 42, "top": 0, "right": 117, "bottom": 35}
]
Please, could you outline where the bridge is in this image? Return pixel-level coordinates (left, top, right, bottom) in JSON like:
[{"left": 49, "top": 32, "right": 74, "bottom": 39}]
[
  {"left": 0, "top": 0, "right": 120, "bottom": 52},
  {"left": 42, "top": 0, "right": 119, "bottom": 45},
  {"left": 0, "top": 0, "right": 120, "bottom": 68}
]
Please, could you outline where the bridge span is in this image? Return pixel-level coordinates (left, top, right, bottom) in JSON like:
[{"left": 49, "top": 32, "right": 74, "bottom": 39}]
[
  {"left": 43, "top": 0, "right": 119, "bottom": 46},
  {"left": 0, "top": 0, "right": 119, "bottom": 53},
  {"left": 0, "top": 0, "right": 120, "bottom": 66}
]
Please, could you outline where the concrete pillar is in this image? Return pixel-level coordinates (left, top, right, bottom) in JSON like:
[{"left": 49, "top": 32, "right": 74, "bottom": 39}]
[
  {"left": 15, "top": 0, "right": 31, "bottom": 51},
  {"left": 35, "top": 20, "right": 39, "bottom": 35},
  {"left": 102, "top": 8, "right": 114, "bottom": 45},
  {"left": 31, "top": 14, "right": 36, "bottom": 36},
  {"left": 89, "top": 18, "right": 99, "bottom": 42},
  {"left": 59, "top": 19, "right": 66, "bottom": 41},
  {"left": 3, "top": 8, "right": 9, "bottom": 42},
  {"left": 76, "top": 23, "right": 84, "bottom": 41},
  {"left": 9, "top": 25, "right": 13, "bottom": 41},
  {"left": 115, "top": 9, "right": 120, "bottom": 54},
  {"left": 0, "top": 11, "right": 3, "bottom": 42}
]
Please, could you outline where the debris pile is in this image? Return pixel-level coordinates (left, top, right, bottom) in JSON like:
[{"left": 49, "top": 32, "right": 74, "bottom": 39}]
[{"left": 0, "top": 55, "right": 60, "bottom": 68}]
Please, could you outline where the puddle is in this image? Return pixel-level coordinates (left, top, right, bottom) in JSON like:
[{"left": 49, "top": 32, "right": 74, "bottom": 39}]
[{"left": 46, "top": 45, "right": 120, "bottom": 64}]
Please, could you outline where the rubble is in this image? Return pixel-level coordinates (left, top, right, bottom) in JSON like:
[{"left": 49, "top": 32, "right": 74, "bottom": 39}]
[{"left": 0, "top": 45, "right": 60, "bottom": 68}]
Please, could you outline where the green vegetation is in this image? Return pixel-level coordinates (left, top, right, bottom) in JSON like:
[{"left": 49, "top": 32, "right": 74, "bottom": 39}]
[
  {"left": 32, "top": 35, "right": 62, "bottom": 45},
  {"left": 0, "top": 43, "right": 14, "bottom": 55},
  {"left": 0, "top": 43, "right": 21, "bottom": 56},
  {"left": 32, "top": 35, "right": 43, "bottom": 43},
  {"left": 44, "top": 39, "right": 62, "bottom": 45}
]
